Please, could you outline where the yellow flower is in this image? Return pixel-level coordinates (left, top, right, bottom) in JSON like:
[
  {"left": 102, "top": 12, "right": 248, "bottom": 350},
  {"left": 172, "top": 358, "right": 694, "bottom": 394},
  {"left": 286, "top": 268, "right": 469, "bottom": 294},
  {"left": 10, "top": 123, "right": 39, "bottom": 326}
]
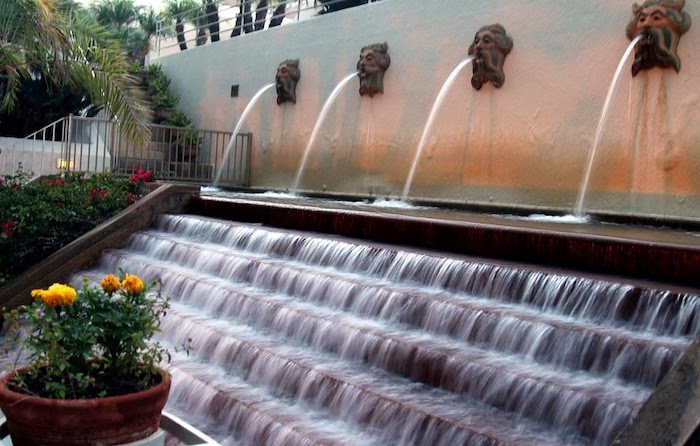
[
  {"left": 122, "top": 274, "right": 144, "bottom": 294},
  {"left": 34, "top": 283, "right": 77, "bottom": 307},
  {"left": 101, "top": 274, "right": 121, "bottom": 294}
]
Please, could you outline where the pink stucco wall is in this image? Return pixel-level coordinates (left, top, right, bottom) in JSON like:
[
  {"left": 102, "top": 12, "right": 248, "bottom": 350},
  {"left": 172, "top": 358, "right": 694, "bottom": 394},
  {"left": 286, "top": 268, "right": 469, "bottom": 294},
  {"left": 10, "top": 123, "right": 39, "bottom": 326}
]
[{"left": 158, "top": 0, "right": 700, "bottom": 221}]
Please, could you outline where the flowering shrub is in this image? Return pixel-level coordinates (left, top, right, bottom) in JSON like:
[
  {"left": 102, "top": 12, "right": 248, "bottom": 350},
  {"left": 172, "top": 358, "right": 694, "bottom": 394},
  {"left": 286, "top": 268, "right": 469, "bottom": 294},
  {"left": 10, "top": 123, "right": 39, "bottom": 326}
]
[
  {"left": 0, "top": 167, "right": 151, "bottom": 286},
  {"left": 130, "top": 169, "right": 153, "bottom": 184},
  {"left": 3, "top": 272, "right": 170, "bottom": 399}
]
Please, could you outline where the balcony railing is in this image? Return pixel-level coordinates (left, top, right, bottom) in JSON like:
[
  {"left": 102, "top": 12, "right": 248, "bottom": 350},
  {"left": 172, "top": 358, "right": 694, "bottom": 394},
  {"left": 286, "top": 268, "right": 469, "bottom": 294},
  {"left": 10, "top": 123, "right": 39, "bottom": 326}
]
[
  {"left": 154, "top": 0, "right": 382, "bottom": 58},
  {"left": 0, "top": 116, "right": 251, "bottom": 188}
]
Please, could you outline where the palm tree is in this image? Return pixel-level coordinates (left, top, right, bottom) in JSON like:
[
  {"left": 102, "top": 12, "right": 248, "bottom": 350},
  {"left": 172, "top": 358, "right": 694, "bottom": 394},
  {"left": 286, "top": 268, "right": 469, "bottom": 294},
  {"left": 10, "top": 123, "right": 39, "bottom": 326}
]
[
  {"left": 203, "top": 0, "right": 219, "bottom": 43},
  {"left": 0, "top": 0, "right": 151, "bottom": 143},
  {"left": 241, "top": 0, "right": 253, "bottom": 34},
  {"left": 254, "top": 0, "right": 268, "bottom": 31},
  {"left": 165, "top": 0, "right": 198, "bottom": 51},
  {"left": 131, "top": 7, "right": 161, "bottom": 62},
  {"left": 269, "top": 1, "right": 286, "bottom": 28},
  {"left": 192, "top": 4, "right": 208, "bottom": 46},
  {"left": 93, "top": 0, "right": 159, "bottom": 64},
  {"left": 92, "top": 0, "right": 139, "bottom": 33}
]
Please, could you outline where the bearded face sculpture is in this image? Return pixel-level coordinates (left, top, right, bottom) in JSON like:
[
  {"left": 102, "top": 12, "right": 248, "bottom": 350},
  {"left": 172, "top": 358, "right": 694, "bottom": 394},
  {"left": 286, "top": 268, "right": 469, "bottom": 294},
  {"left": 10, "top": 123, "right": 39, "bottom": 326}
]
[
  {"left": 626, "top": 0, "right": 691, "bottom": 76},
  {"left": 467, "top": 24, "right": 513, "bottom": 90},
  {"left": 276, "top": 59, "right": 300, "bottom": 105},
  {"left": 357, "top": 42, "right": 391, "bottom": 97}
]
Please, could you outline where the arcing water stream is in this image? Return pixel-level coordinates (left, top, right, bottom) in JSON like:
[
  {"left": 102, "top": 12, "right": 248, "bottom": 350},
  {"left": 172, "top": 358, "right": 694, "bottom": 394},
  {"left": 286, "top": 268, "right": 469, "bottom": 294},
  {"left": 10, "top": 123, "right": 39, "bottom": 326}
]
[
  {"left": 574, "top": 35, "right": 642, "bottom": 216},
  {"left": 291, "top": 72, "right": 357, "bottom": 193},
  {"left": 213, "top": 83, "right": 275, "bottom": 187},
  {"left": 403, "top": 57, "right": 475, "bottom": 199}
]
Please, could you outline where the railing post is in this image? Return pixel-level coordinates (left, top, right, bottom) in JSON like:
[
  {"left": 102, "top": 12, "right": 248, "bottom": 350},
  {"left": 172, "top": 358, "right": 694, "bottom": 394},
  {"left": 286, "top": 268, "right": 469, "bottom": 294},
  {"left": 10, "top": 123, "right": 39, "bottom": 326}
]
[
  {"left": 156, "top": 21, "right": 161, "bottom": 58},
  {"left": 64, "top": 115, "right": 74, "bottom": 174},
  {"left": 297, "top": 0, "right": 301, "bottom": 21}
]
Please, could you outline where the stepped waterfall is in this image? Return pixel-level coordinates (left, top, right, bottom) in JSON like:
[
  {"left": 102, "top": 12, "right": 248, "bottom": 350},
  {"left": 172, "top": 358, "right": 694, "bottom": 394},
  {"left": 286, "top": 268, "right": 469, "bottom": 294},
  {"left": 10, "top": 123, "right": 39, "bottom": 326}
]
[{"left": 70, "top": 214, "right": 700, "bottom": 445}]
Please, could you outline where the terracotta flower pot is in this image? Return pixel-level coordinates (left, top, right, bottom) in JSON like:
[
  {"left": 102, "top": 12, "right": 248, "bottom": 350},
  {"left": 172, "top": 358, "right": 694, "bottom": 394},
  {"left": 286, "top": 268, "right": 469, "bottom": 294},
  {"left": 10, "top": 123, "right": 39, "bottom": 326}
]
[{"left": 0, "top": 367, "right": 171, "bottom": 446}]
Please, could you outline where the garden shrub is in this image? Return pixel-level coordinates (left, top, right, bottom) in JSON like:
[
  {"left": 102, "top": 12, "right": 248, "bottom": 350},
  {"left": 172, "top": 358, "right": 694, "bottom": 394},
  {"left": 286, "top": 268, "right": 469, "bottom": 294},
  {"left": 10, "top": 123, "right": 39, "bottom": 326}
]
[{"left": 0, "top": 166, "right": 152, "bottom": 287}]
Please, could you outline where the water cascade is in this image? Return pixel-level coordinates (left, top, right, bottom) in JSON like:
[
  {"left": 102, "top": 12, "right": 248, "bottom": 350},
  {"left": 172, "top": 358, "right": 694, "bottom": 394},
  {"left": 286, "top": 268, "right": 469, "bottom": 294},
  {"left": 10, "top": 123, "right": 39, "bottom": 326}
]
[
  {"left": 213, "top": 83, "right": 275, "bottom": 187},
  {"left": 291, "top": 72, "right": 357, "bottom": 192},
  {"left": 574, "top": 35, "right": 642, "bottom": 216},
  {"left": 70, "top": 213, "right": 700, "bottom": 445},
  {"left": 402, "top": 56, "right": 475, "bottom": 199}
]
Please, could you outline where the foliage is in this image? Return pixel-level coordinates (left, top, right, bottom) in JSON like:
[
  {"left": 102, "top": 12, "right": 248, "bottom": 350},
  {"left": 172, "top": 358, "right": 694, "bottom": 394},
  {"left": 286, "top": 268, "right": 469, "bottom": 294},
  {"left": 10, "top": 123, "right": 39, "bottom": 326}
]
[
  {"left": 0, "top": 166, "right": 152, "bottom": 287},
  {"left": 3, "top": 271, "right": 171, "bottom": 399},
  {"left": 164, "top": 0, "right": 200, "bottom": 51},
  {"left": 90, "top": 0, "right": 164, "bottom": 64},
  {"left": 149, "top": 70, "right": 179, "bottom": 110},
  {"left": 0, "top": 0, "right": 152, "bottom": 144},
  {"left": 175, "top": 128, "right": 202, "bottom": 151},
  {"left": 127, "top": 63, "right": 199, "bottom": 134},
  {"left": 166, "top": 109, "right": 192, "bottom": 127}
]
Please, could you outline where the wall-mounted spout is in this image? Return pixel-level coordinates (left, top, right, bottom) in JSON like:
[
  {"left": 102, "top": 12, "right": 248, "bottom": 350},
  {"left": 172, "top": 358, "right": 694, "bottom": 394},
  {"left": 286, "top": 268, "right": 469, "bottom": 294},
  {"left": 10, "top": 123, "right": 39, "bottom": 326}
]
[
  {"left": 276, "top": 59, "right": 300, "bottom": 105},
  {"left": 357, "top": 42, "right": 390, "bottom": 97},
  {"left": 626, "top": 0, "right": 691, "bottom": 76},
  {"left": 467, "top": 24, "right": 513, "bottom": 90}
]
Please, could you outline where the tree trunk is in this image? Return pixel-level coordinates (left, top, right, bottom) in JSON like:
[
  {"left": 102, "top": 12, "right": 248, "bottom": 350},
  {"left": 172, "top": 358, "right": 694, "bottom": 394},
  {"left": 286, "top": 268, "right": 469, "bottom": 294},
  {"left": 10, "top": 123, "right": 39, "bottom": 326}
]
[
  {"left": 254, "top": 0, "right": 268, "bottom": 31},
  {"left": 269, "top": 4, "right": 285, "bottom": 27},
  {"left": 196, "top": 27, "right": 207, "bottom": 46},
  {"left": 231, "top": 14, "right": 242, "bottom": 37},
  {"left": 242, "top": 0, "right": 253, "bottom": 34},
  {"left": 175, "top": 21, "right": 187, "bottom": 51},
  {"left": 205, "top": 0, "right": 220, "bottom": 42}
]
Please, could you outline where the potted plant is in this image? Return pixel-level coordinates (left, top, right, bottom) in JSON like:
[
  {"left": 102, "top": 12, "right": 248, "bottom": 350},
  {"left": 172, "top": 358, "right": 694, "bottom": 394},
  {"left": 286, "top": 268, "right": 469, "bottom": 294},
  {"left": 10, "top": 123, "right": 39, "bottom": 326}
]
[
  {"left": 173, "top": 128, "right": 203, "bottom": 162},
  {"left": 0, "top": 272, "right": 173, "bottom": 445}
]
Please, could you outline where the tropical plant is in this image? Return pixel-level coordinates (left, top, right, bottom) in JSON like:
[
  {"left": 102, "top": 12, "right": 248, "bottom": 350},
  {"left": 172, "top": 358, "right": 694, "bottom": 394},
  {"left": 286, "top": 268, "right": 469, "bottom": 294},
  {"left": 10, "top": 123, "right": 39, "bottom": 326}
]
[
  {"left": 164, "top": 0, "right": 199, "bottom": 51},
  {"left": 2, "top": 271, "right": 170, "bottom": 399},
  {"left": 203, "top": 0, "right": 219, "bottom": 42},
  {"left": 92, "top": 0, "right": 140, "bottom": 33},
  {"left": 0, "top": 0, "right": 152, "bottom": 143},
  {"left": 269, "top": 1, "right": 286, "bottom": 27},
  {"left": 192, "top": 4, "right": 209, "bottom": 46},
  {"left": 254, "top": 0, "right": 268, "bottom": 31},
  {"left": 91, "top": 0, "right": 163, "bottom": 64}
]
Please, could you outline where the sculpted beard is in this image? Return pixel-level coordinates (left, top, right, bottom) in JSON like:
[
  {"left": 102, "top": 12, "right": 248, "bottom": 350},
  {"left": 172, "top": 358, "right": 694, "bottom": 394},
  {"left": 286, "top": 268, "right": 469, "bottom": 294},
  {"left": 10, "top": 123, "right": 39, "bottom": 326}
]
[
  {"left": 358, "top": 66, "right": 380, "bottom": 96},
  {"left": 471, "top": 49, "right": 504, "bottom": 90},
  {"left": 276, "top": 74, "right": 296, "bottom": 104},
  {"left": 631, "top": 27, "right": 679, "bottom": 76}
]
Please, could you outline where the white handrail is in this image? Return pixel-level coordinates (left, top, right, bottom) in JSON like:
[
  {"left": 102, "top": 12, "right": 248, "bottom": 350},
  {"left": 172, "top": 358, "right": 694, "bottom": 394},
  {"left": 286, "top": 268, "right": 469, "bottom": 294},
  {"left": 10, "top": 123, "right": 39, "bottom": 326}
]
[{"left": 153, "top": 0, "right": 382, "bottom": 58}]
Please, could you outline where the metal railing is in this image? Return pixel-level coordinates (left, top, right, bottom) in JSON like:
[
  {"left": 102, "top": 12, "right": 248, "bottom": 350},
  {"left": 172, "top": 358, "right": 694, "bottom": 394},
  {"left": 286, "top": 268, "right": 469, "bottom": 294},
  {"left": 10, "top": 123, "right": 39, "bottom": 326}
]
[
  {"left": 154, "top": 0, "right": 382, "bottom": 58},
  {"left": 0, "top": 116, "right": 252, "bottom": 187}
]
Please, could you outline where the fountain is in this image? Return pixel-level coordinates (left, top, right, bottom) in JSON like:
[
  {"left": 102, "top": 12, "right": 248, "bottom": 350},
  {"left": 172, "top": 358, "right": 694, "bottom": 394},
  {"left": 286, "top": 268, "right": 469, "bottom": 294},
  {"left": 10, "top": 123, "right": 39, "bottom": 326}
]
[
  {"left": 166, "top": 0, "right": 698, "bottom": 220},
  {"left": 37, "top": 1, "right": 700, "bottom": 444},
  {"left": 293, "top": 43, "right": 391, "bottom": 192},
  {"left": 574, "top": 35, "right": 642, "bottom": 216},
  {"left": 213, "top": 83, "right": 275, "bottom": 187},
  {"left": 357, "top": 42, "right": 391, "bottom": 97},
  {"left": 576, "top": 0, "right": 692, "bottom": 216},
  {"left": 275, "top": 59, "right": 301, "bottom": 105},
  {"left": 291, "top": 72, "right": 357, "bottom": 192},
  {"left": 402, "top": 56, "right": 475, "bottom": 199}
]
